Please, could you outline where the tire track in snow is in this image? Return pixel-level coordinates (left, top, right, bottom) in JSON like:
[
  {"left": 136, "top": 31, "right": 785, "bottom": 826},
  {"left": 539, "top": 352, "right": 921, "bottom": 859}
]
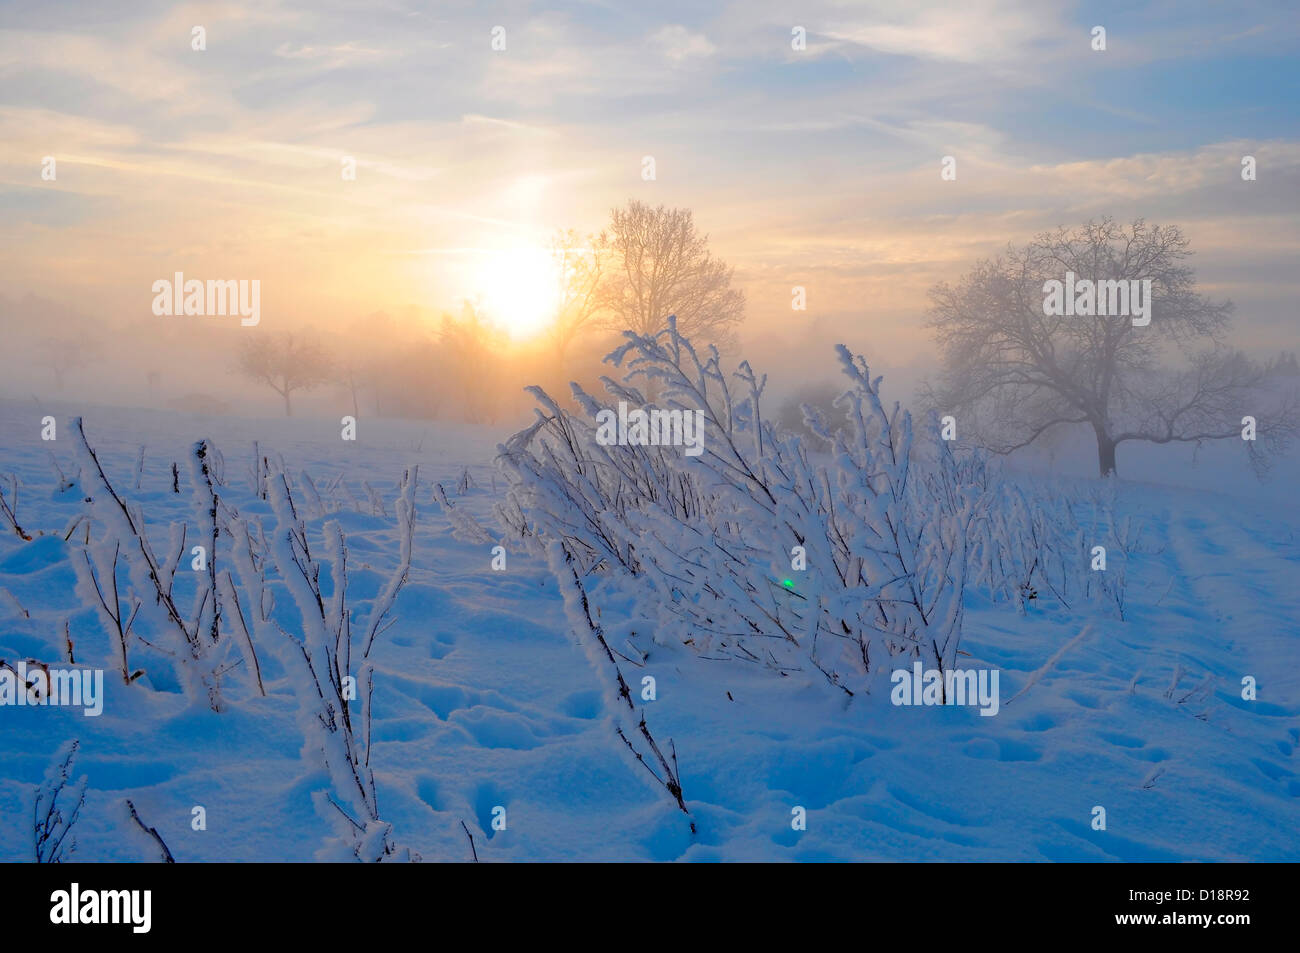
[{"left": 1160, "top": 495, "right": 1300, "bottom": 784}]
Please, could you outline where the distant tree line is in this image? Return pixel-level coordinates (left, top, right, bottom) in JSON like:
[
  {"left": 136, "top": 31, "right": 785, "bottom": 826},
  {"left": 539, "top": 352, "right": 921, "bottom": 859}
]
[{"left": 235, "top": 199, "right": 747, "bottom": 419}]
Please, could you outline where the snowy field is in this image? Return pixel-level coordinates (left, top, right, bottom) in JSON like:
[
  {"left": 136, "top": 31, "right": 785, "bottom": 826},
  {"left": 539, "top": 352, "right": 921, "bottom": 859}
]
[{"left": 1, "top": 391, "right": 1298, "bottom": 862}]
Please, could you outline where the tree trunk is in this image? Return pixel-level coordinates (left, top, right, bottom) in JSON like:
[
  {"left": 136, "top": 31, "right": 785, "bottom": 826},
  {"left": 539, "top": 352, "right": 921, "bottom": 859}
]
[
  {"left": 1094, "top": 426, "right": 1117, "bottom": 477},
  {"left": 283, "top": 388, "right": 293, "bottom": 417}
]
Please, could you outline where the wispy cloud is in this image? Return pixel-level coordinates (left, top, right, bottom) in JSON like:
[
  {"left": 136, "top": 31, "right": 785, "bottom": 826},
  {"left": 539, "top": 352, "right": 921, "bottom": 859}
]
[
  {"left": 650, "top": 25, "right": 717, "bottom": 63},
  {"left": 273, "top": 41, "right": 387, "bottom": 66},
  {"left": 0, "top": 0, "right": 1296, "bottom": 360}
]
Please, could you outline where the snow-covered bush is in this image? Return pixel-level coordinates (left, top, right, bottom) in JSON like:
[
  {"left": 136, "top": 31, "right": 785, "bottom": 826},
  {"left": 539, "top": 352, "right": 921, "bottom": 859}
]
[
  {"left": 498, "top": 320, "right": 989, "bottom": 700},
  {"left": 70, "top": 422, "right": 421, "bottom": 856},
  {"left": 232, "top": 464, "right": 420, "bottom": 861},
  {"left": 968, "top": 475, "right": 1140, "bottom": 620},
  {"left": 75, "top": 420, "right": 239, "bottom": 710}
]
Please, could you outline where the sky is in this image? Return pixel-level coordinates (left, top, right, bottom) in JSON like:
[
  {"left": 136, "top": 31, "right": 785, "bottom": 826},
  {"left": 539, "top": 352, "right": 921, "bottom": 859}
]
[{"left": 1, "top": 0, "right": 1298, "bottom": 397}]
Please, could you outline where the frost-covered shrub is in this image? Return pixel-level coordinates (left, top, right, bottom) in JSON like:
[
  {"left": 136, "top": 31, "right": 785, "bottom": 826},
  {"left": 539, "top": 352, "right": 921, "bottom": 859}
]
[
  {"left": 74, "top": 420, "right": 238, "bottom": 710},
  {"left": 968, "top": 475, "right": 1140, "bottom": 620},
  {"left": 499, "top": 320, "right": 991, "bottom": 699},
  {"left": 70, "top": 420, "right": 421, "bottom": 857},
  {"left": 235, "top": 465, "right": 421, "bottom": 861}
]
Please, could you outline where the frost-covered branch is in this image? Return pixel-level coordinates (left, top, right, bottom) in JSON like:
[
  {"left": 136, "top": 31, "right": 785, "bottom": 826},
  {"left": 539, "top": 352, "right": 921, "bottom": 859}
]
[
  {"left": 0, "top": 473, "right": 31, "bottom": 540},
  {"left": 34, "top": 740, "right": 86, "bottom": 863},
  {"left": 74, "top": 418, "right": 224, "bottom": 710},
  {"left": 259, "top": 469, "right": 418, "bottom": 861}
]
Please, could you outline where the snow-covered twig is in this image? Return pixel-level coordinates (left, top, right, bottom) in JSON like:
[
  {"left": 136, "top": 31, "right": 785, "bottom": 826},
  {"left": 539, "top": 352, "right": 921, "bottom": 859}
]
[
  {"left": 361, "top": 466, "right": 417, "bottom": 659},
  {"left": 460, "top": 820, "right": 479, "bottom": 862},
  {"left": 0, "top": 586, "right": 29, "bottom": 618},
  {"left": 124, "top": 798, "right": 175, "bottom": 862},
  {"left": 0, "top": 473, "right": 31, "bottom": 540},
  {"left": 1004, "top": 625, "right": 1094, "bottom": 708},
  {"left": 553, "top": 540, "right": 690, "bottom": 819},
  {"left": 74, "top": 541, "right": 142, "bottom": 684},
  {"left": 34, "top": 741, "right": 86, "bottom": 863}
]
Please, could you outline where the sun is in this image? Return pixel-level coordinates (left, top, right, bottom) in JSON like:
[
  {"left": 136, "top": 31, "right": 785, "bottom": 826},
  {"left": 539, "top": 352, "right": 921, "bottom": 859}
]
[{"left": 472, "top": 245, "right": 561, "bottom": 339}]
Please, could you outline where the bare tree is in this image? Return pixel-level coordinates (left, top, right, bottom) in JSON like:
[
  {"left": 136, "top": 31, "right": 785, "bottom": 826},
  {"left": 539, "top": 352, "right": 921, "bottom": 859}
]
[
  {"left": 439, "top": 303, "right": 508, "bottom": 423},
  {"left": 547, "top": 228, "right": 606, "bottom": 372},
  {"left": 596, "top": 201, "right": 745, "bottom": 347},
  {"left": 340, "top": 310, "right": 444, "bottom": 420},
  {"left": 925, "top": 218, "right": 1296, "bottom": 476},
  {"left": 236, "top": 332, "right": 333, "bottom": 417},
  {"left": 37, "top": 331, "right": 100, "bottom": 391}
]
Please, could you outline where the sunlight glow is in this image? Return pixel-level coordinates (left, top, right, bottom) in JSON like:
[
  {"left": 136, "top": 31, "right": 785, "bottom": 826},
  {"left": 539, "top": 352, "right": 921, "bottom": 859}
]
[{"left": 471, "top": 246, "right": 561, "bottom": 339}]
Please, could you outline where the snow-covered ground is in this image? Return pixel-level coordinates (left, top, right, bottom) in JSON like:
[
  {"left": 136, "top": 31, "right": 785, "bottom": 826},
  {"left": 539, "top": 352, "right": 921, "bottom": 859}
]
[{"left": 1, "top": 397, "right": 1297, "bottom": 861}]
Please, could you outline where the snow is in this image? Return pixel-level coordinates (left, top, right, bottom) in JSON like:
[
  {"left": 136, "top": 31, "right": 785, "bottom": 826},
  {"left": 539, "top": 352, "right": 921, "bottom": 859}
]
[{"left": 1, "top": 394, "right": 1297, "bottom": 861}]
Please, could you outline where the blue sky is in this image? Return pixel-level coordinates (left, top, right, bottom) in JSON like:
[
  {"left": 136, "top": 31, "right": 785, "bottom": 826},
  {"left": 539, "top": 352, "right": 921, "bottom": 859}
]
[{"left": 1, "top": 0, "right": 1297, "bottom": 370}]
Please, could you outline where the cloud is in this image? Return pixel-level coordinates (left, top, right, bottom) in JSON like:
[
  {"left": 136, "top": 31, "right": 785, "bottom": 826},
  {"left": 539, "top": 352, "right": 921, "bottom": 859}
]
[
  {"left": 272, "top": 41, "right": 386, "bottom": 67},
  {"left": 650, "top": 25, "right": 717, "bottom": 63},
  {"left": 819, "top": 0, "right": 1070, "bottom": 65},
  {"left": 1, "top": 0, "right": 1297, "bottom": 362}
]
